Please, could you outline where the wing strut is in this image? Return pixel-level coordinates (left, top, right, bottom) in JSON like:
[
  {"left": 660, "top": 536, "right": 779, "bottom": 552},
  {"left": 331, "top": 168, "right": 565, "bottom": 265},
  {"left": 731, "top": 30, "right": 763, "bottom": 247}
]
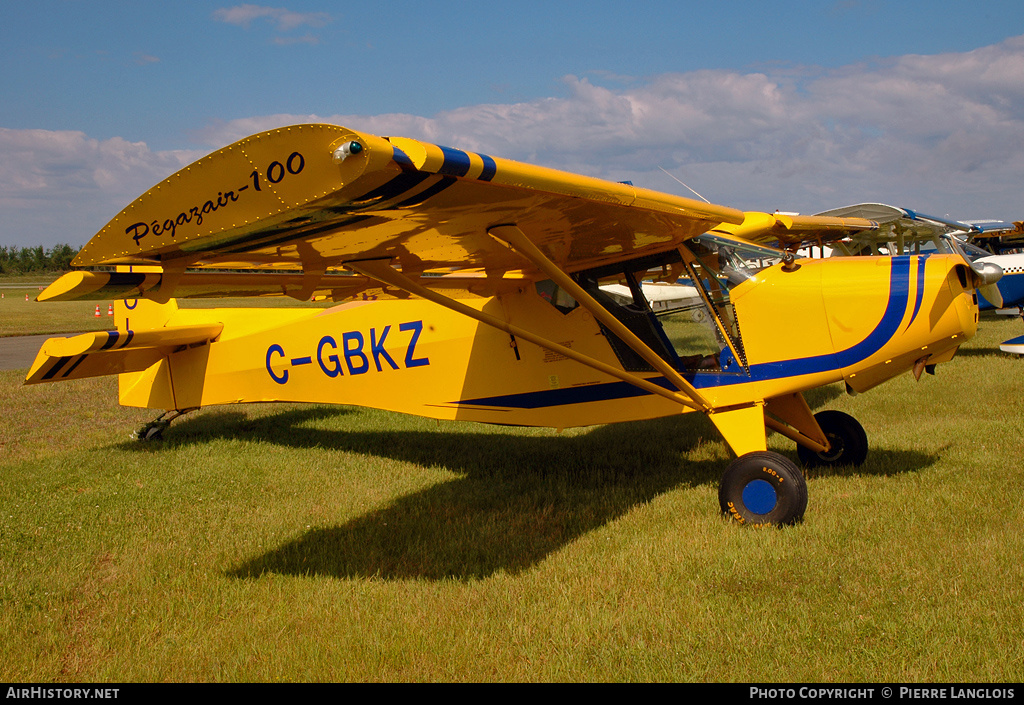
[
  {"left": 344, "top": 258, "right": 708, "bottom": 412},
  {"left": 487, "top": 225, "right": 714, "bottom": 411},
  {"left": 675, "top": 245, "right": 747, "bottom": 373}
]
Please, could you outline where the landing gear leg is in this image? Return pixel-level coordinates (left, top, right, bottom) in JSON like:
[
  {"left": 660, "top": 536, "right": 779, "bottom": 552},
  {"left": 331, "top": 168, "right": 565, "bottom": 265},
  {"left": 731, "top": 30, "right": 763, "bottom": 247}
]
[
  {"left": 135, "top": 408, "right": 195, "bottom": 442},
  {"left": 709, "top": 405, "right": 808, "bottom": 526}
]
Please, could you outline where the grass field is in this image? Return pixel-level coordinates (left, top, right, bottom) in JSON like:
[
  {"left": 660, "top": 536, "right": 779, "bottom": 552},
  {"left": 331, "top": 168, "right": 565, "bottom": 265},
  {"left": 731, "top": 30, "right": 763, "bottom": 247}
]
[{"left": 1, "top": 290, "right": 1023, "bottom": 682}]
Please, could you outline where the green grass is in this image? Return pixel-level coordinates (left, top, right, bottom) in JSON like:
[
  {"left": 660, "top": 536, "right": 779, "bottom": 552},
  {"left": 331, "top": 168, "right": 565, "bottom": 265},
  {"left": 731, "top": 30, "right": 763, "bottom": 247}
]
[
  {"left": 0, "top": 292, "right": 115, "bottom": 337},
  {"left": 1, "top": 309, "right": 1023, "bottom": 681}
]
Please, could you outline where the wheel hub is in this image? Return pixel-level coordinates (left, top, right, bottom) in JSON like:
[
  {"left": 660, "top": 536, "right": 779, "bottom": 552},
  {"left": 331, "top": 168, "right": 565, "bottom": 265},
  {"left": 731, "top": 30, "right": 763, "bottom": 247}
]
[{"left": 742, "top": 479, "right": 778, "bottom": 515}]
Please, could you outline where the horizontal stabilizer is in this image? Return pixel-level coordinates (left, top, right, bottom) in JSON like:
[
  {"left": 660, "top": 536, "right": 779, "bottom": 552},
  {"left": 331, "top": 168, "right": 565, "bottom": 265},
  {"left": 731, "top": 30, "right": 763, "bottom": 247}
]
[{"left": 24, "top": 323, "right": 223, "bottom": 385}]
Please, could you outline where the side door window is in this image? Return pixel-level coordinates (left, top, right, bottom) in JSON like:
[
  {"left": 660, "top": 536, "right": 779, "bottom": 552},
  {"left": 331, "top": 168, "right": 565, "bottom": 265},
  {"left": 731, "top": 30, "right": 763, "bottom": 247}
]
[{"left": 649, "top": 241, "right": 747, "bottom": 374}]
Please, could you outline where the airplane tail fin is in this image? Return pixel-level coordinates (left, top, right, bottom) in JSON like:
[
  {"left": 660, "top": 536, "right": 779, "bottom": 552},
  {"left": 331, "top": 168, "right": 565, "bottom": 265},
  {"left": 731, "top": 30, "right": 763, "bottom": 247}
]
[
  {"left": 28, "top": 270, "right": 323, "bottom": 410},
  {"left": 115, "top": 295, "right": 179, "bottom": 336},
  {"left": 25, "top": 291, "right": 222, "bottom": 414}
]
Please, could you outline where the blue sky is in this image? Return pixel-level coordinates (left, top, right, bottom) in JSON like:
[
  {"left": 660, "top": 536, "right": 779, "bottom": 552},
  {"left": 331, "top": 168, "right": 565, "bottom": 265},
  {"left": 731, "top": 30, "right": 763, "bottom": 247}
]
[{"left": 3, "top": 1, "right": 1024, "bottom": 247}]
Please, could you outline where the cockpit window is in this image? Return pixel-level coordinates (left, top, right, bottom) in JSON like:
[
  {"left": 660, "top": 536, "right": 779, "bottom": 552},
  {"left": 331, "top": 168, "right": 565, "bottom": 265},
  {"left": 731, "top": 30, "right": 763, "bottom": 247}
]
[
  {"left": 535, "top": 279, "right": 578, "bottom": 314},
  {"left": 667, "top": 239, "right": 748, "bottom": 372},
  {"left": 693, "top": 233, "right": 784, "bottom": 279},
  {"left": 569, "top": 243, "right": 751, "bottom": 375},
  {"left": 946, "top": 236, "right": 992, "bottom": 260}
]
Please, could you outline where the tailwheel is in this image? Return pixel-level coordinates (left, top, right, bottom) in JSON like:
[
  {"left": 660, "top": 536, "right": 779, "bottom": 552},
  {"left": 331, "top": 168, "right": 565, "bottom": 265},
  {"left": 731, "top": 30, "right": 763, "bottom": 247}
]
[
  {"left": 719, "top": 451, "right": 807, "bottom": 526},
  {"left": 134, "top": 409, "right": 195, "bottom": 443},
  {"left": 136, "top": 420, "right": 169, "bottom": 442},
  {"left": 796, "top": 410, "right": 868, "bottom": 469}
]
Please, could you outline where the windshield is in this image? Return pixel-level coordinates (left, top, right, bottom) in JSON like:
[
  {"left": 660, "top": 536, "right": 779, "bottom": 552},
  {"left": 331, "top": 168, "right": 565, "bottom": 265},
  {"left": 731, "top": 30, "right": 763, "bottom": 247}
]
[
  {"left": 950, "top": 236, "right": 993, "bottom": 260},
  {"left": 692, "top": 233, "right": 784, "bottom": 283}
]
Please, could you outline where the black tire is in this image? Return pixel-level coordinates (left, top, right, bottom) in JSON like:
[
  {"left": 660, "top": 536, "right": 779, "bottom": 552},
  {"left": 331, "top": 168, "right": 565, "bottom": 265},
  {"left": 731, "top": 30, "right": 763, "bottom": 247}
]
[
  {"left": 796, "top": 410, "right": 868, "bottom": 469},
  {"left": 136, "top": 421, "right": 168, "bottom": 442},
  {"left": 719, "top": 451, "right": 808, "bottom": 526}
]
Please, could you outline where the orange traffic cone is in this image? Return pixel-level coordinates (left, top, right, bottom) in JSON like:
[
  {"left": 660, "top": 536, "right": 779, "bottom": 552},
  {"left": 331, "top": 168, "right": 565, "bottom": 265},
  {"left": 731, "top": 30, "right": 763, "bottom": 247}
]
[
  {"left": 107, "top": 304, "right": 114, "bottom": 316},
  {"left": 94, "top": 305, "right": 101, "bottom": 317},
  {"left": 25, "top": 294, "right": 29, "bottom": 301}
]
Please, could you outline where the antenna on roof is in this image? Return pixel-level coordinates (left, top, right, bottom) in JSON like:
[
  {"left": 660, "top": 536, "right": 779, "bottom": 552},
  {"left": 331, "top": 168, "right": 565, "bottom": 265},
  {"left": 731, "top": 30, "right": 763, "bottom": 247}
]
[{"left": 658, "top": 166, "right": 710, "bottom": 204}]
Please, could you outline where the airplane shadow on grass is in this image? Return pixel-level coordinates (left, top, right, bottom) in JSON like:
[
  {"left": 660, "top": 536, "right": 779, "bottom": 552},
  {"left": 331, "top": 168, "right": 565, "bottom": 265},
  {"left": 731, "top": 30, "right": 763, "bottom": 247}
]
[
  {"left": 122, "top": 402, "right": 938, "bottom": 582},
  {"left": 953, "top": 346, "right": 1012, "bottom": 358}
]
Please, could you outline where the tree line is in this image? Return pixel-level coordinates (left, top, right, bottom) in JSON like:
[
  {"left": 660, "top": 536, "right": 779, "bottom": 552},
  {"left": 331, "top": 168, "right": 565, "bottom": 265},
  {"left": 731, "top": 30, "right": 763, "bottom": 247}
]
[{"left": 0, "top": 244, "right": 79, "bottom": 274}]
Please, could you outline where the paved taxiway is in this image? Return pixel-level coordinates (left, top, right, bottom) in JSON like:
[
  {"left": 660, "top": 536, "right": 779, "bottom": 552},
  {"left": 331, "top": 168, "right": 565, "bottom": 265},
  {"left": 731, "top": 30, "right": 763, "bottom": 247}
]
[{"left": 0, "top": 334, "right": 70, "bottom": 371}]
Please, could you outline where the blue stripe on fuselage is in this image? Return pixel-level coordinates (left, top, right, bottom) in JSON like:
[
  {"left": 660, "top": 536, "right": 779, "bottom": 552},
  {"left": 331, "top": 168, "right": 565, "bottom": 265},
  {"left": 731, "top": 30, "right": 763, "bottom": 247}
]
[
  {"left": 100, "top": 331, "right": 120, "bottom": 350},
  {"left": 391, "top": 146, "right": 416, "bottom": 171},
  {"left": 391, "top": 144, "right": 498, "bottom": 182},
  {"left": 692, "top": 255, "right": 911, "bottom": 387},
  {"left": 906, "top": 254, "right": 930, "bottom": 330},
  {"left": 453, "top": 257, "right": 915, "bottom": 409}
]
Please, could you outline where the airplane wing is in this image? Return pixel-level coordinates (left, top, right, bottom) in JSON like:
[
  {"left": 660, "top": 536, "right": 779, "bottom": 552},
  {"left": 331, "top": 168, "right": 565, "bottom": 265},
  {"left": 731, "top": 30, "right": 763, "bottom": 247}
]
[
  {"left": 707, "top": 210, "right": 879, "bottom": 248},
  {"left": 819, "top": 204, "right": 1019, "bottom": 244},
  {"left": 57, "top": 123, "right": 746, "bottom": 303},
  {"left": 812, "top": 203, "right": 978, "bottom": 255},
  {"left": 962, "top": 219, "right": 1024, "bottom": 253}
]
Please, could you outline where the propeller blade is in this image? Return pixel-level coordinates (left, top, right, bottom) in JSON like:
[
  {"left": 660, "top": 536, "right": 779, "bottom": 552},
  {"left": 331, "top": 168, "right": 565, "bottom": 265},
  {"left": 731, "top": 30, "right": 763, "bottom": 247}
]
[
  {"left": 979, "top": 283, "right": 1004, "bottom": 309},
  {"left": 967, "top": 260, "right": 1003, "bottom": 307},
  {"left": 971, "top": 260, "right": 1003, "bottom": 287}
]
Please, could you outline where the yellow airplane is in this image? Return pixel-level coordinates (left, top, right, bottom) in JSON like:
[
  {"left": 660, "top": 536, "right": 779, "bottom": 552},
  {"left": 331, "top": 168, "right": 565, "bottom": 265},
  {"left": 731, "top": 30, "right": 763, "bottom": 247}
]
[{"left": 25, "top": 124, "right": 998, "bottom": 526}]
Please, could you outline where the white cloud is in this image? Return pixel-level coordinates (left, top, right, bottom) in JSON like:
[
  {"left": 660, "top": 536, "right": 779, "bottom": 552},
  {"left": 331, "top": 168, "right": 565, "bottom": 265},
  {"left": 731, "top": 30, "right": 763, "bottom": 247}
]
[
  {"left": 0, "top": 129, "right": 200, "bottom": 247},
  {"left": 272, "top": 34, "right": 321, "bottom": 46},
  {"left": 213, "top": 4, "right": 331, "bottom": 32},
  {"left": 191, "top": 33, "right": 1024, "bottom": 220},
  {"left": 5, "top": 34, "right": 1024, "bottom": 247},
  {"left": 133, "top": 52, "right": 160, "bottom": 65}
]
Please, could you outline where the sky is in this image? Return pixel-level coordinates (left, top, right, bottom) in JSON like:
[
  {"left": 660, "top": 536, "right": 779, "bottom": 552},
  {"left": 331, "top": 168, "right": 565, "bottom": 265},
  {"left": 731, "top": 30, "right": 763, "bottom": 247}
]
[{"left": 3, "top": 0, "right": 1024, "bottom": 248}]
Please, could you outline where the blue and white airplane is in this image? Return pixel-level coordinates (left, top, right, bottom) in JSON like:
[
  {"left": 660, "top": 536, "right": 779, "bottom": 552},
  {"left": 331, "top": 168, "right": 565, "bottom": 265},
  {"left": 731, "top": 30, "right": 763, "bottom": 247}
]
[{"left": 962, "top": 221, "right": 1024, "bottom": 350}]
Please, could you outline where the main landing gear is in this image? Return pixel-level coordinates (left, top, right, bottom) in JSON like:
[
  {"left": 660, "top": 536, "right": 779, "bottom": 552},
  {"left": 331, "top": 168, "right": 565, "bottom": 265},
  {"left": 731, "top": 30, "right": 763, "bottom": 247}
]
[
  {"left": 795, "top": 410, "right": 868, "bottom": 469},
  {"left": 719, "top": 411, "right": 868, "bottom": 526},
  {"left": 719, "top": 451, "right": 808, "bottom": 526}
]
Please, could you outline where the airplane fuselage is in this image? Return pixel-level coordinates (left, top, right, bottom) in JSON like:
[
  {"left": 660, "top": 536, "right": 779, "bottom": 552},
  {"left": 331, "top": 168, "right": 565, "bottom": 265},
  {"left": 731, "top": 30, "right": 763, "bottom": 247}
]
[{"left": 108, "top": 253, "right": 977, "bottom": 432}]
